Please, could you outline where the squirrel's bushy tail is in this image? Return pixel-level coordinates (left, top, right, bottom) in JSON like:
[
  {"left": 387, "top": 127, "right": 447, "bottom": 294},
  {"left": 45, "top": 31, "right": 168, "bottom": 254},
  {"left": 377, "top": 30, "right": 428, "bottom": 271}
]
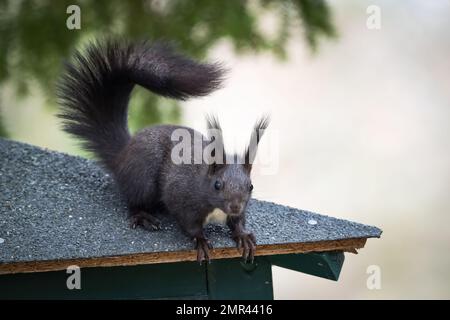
[{"left": 57, "top": 39, "right": 224, "bottom": 170}]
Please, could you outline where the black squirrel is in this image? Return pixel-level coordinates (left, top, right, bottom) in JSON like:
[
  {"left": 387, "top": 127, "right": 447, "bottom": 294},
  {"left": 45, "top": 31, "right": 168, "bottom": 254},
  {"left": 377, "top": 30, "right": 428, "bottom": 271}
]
[{"left": 57, "top": 39, "right": 269, "bottom": 263}]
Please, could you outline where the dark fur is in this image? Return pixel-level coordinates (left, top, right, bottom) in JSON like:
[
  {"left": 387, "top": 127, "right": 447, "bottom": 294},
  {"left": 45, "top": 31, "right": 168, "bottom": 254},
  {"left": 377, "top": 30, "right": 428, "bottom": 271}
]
[{"left": 57, "top": 39, "right": 268, "bottom": 262}]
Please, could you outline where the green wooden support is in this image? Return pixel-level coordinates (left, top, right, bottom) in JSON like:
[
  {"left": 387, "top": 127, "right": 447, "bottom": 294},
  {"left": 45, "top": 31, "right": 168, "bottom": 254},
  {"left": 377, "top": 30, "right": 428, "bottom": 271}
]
[
  {"left": 0, "top": 252, "right": 345, "bottom": 299},
  {"left": 206, "top": 257, "right": 273, "bottom": 300},
  {"left": 269, "top": 251, "right": 345, "bottom": 281},
  {"left": 0, "top": 262, "right": 207, "bottom": 300}
]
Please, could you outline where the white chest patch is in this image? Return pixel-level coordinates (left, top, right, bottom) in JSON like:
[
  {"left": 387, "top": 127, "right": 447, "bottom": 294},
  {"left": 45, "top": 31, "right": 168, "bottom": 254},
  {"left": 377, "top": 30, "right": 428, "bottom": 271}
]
[{"left": 204, "top": 208, "right": 228, "bottom": 226}]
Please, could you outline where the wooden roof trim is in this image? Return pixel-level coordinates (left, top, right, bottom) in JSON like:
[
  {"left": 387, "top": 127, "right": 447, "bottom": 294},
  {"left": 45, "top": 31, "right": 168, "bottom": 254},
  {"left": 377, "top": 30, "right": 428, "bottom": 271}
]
[{"left": 0, "top": 238, "right": 367, "bottom": 275}]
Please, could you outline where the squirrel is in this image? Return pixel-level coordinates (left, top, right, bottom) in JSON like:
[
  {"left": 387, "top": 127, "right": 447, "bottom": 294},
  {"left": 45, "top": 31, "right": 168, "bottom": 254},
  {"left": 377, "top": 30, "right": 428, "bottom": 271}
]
[{"left": 57, "top": 39, "right": 269, "bottom": 263}]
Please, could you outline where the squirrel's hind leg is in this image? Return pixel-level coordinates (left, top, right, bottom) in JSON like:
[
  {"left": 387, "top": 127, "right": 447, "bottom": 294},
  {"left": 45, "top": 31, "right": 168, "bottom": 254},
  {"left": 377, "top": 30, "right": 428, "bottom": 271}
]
[{"left": 129, "top": 206, "right": 162, "bottom": 231}]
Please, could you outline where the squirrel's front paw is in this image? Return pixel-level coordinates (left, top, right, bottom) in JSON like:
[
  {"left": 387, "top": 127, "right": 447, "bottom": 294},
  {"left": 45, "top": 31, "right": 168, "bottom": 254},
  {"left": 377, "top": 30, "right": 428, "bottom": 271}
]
[
  {"left": 195, "top": 237, "right": 213, "bottom": 264},
  {"left": 233, "top": 232, "right": 257, "bottom": 263}
]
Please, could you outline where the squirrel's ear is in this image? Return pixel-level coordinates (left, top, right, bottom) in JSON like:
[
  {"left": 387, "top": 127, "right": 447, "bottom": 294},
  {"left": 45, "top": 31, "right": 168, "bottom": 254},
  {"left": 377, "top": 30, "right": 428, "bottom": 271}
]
[
  {"left": 205, "top": 114, "right": 226, "bottom": 170},
  {"left": 243, "top": 115, "right": 270, "bottom": 173},
  {"left": 207, "top": 139, "right": 226, "bottom": 176}
]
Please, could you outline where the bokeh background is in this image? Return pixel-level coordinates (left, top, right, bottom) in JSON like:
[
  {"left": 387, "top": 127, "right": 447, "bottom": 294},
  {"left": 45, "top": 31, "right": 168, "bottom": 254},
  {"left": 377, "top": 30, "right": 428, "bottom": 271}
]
[{"left": 1, "top": 0, "right": 449, "bottom": 299}]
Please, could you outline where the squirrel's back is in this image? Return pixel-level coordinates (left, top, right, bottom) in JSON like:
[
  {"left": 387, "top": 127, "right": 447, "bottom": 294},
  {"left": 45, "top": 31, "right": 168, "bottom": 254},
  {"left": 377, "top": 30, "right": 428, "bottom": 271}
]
[{"left": 57, "top": 39, "right": 224, "bottom": 171}]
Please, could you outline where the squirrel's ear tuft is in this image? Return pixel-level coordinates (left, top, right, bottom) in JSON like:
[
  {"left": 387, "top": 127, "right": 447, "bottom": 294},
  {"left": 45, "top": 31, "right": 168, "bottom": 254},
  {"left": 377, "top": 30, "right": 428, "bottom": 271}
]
[
  {"left": 243, "top": 115, "right": 270, "bottom": 173},
  {"left": 205, "top": 114, "right": 226, "bottom": 174}
]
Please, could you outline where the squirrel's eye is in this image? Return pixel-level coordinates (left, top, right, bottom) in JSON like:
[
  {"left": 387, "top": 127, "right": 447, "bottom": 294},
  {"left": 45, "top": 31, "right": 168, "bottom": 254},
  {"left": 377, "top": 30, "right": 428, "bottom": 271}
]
[
  {"left": 249, "top": 184, "right": 254, "bottom": 191},
  {"left": 214, "top": 180, "right": 222, "bottom": 190}
]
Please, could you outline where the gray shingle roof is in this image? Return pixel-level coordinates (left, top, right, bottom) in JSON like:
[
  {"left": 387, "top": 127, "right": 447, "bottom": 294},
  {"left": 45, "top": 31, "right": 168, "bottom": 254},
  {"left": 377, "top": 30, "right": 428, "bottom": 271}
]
[{"left": 0, "top": 138, "right": 381, "bottom": 264}]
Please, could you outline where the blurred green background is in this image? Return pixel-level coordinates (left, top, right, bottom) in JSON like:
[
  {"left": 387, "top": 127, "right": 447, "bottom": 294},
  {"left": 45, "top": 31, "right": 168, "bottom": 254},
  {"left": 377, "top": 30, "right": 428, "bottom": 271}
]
[{"left": 0, "top": 0, "right": 334, "bottom": 144}]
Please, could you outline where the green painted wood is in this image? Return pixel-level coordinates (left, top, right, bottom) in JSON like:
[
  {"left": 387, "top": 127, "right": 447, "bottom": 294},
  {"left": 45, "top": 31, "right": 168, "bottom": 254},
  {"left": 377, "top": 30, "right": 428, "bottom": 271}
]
[
  {"left": 0, "top": 252, "right": 345, "bottom": 299},
  {"left": 269, "top": 251, "right": 345, "bottom": 281},
  {"left": 0, "top": 261, "right": 207, "bottom": 299},
  {"left": 206, "top": 257, "right": 273, "bottom": 300}
]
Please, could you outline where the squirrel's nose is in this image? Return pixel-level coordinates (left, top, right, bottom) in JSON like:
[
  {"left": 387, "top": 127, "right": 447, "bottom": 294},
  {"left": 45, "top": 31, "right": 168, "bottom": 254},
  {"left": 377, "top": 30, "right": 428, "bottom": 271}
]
[{"left": 230, "top": 203, "right": 241, "bottom": 214}]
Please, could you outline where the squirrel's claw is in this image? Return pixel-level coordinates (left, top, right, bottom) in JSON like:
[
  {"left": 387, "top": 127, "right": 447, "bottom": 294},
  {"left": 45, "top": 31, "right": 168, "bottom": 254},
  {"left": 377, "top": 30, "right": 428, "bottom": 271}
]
[
  {"left": 236, "top": 238, "right": 242, "bottom": 249},
  {"left": 233, "top": 232, "right": 256, "bottom": 263},
  {"left": 196, "top": 238, "right": 212, "bottom": 264}
]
